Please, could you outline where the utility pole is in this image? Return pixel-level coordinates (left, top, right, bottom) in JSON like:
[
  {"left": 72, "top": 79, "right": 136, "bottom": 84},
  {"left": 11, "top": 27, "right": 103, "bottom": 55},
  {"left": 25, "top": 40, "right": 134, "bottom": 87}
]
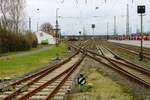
[
  {"left": 29, "top": 17, "right": 31, "bottom": 32},
  {"left": 37, "top": 22, "right": 39, "bottom": 32},
  {"left": 107, "top": 22, "right": 109, "bottom": 40},
  {"left": 36, "top": 8, "right": 40, "bottom": 32},
  {"left": 56, "top": 8, "right": 59, "bottom": 46},
  {"left": 83, "top": 26, "right": 86, "bottom": 40},
  {"left": 114, "top": 16, "right": 117, "bottom": 39},
  {"left": 126, "top": 4, "right": 130, "bottom": 39}
]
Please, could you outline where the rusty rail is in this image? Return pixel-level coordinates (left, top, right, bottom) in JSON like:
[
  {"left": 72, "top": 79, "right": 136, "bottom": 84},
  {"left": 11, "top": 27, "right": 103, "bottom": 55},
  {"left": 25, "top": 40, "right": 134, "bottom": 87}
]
[
  {"left": 108, "top": 42, "right": 150, "bottom": 60},
  {"left": 2, "top": 52, "right": 79, "bottom": 100},
  {"left": 71, "top": 44, "right": 150, "bottom": 88},
  {"left": 102, "top": 46, "right": 150, "bottom": 75},
  {"left": 46, "top": 55, "right": 85, "bottom": 100},
  {"left": 18, "top": 55, "right": 85, "bottom": 100}
]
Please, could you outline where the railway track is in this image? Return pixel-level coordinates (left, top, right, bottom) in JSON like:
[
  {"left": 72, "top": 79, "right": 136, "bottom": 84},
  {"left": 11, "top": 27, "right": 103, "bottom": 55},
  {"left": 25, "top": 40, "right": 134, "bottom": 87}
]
[
  {"left": 0, "top": 52, "right": 85, "bottom": 100},
  {"left": 0, "top": 52, "right": 78, "bottom": 91},
  {"left": 96, "top": 45, "right": 150, "bottom": 87},
  {"left": 108, "top": 42, "right": 150, "bottom": 60},
  {"left": 71, "top": 43, "right": 150, "bottom": 88}
]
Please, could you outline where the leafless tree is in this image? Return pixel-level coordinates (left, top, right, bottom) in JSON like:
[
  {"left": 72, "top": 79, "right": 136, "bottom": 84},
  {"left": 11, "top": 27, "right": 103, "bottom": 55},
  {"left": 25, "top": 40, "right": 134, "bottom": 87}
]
[
  {"left": 40, "top": 22, "right": 54, "bottom": 35},
  {"left": 0, "top": 0, "right": 10, "bottom": 29},
  {"left": 0, "top": 0, "right": 26, "bottom": 33},
  {"left": 9, "top": 0, "right": 26, "bottom": 33}
]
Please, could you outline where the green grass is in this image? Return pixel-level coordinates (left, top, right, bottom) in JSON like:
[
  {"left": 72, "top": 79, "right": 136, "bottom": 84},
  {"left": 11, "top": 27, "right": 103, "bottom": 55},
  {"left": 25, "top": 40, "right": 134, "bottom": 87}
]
[
  {"left": 66, "top": 68, "right": 133, "bottom": 100},
  {"left": 0, "top": 44, "right": 68, "bottom": 79},
  {"left": 0, "top": 45, "right": 46, "bottom": 57}
]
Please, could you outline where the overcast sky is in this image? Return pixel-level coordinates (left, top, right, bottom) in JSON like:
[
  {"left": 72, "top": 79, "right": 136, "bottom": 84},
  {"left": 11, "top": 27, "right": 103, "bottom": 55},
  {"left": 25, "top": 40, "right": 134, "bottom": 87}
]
[{"left": 26, "top": 0, "right": 150, "bottom": 35}]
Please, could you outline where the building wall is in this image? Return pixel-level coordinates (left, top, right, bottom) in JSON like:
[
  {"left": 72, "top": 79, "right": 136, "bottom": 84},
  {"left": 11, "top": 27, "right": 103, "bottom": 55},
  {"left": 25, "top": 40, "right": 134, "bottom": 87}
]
[{"left": 35, "top": 31, "right": 56, "bottom": 44}]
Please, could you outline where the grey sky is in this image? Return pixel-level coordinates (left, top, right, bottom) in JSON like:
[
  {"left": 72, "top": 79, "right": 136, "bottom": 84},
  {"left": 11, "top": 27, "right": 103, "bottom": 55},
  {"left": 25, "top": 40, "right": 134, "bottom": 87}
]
[{"left": 26, "top": 0, "right": 150, "bottom": 35}]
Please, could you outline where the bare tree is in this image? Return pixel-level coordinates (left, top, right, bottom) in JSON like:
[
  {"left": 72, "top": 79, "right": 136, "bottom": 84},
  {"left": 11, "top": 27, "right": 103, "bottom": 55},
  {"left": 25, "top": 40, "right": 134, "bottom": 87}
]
[
  {"left": 9, "top": 0, "right": 25, "bottom": 33},
  {"left": 0, "top": 0, "right": 10, "bottom": 29},
  {"left": 40, "top": 22, "right": 54, "bottom": 35},
  {"left": 0, "top": 0, "right": 26, "bottom": 33}
]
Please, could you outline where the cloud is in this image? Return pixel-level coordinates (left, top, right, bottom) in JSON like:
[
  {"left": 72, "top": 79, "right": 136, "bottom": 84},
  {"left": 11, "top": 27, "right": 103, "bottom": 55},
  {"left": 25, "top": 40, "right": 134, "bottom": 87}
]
[{"left": 26, "top": 0, "right": 150, "bottom": 35}]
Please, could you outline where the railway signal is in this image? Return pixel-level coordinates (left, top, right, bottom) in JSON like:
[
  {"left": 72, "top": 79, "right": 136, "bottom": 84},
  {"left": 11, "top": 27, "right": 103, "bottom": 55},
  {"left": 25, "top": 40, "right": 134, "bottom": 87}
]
[
  {"left": 91, "top": 24, "right": 95, "bottom": 39},
  {"left": 77, "top": 74, "right": 86, "bottom": 92},
  {"left": 137, "top": 5, "right": 146, "bottom": 61},
  {"left": 79, "top": 31, "right": 82, "bottom": 35},
  {"left": 77, "top": 74, "right": 86, "bottom": 86},
  {"left": 79, "top": 31, "right": 82, "bottom": 45}
]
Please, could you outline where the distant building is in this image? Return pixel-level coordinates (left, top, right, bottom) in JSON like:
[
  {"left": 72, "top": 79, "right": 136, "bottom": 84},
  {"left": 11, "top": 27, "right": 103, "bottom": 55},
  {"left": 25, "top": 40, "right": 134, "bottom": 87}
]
[{"left": 35, "top": 31, "right": 56, "bottom": 44}]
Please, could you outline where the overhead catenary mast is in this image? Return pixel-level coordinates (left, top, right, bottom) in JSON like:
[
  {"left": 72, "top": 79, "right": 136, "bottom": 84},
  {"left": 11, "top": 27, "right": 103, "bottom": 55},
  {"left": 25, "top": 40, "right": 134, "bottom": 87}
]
[
  {"left": 107, "top": 22, "right": 109, "bottom": 40},
  {"left": 126, "top": 4, "right": 130, "bottom": 38},
  {"left": 114, "top": 16, "right": 117, "bottom": 35},
  {"left": 29, "top": 17, "right": 31, "bottom": 32}
]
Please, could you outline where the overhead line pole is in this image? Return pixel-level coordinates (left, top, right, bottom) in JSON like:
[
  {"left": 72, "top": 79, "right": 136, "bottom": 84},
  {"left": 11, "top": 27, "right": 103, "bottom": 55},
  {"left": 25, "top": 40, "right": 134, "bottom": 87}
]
[
  {"left": 36, "top": 8, "right": 40, "bottom": 32},
  {"left": 56, "top": 8, "right": 59, "bottom": 46},
  {"left": 126, "top": 4, "right": 130, "bottom": 39},
  {"left": 37, "top": 22, "right": 39, "bottom": 32},
  {"left": 29, "top": 17, "right": 31, "bottom": 32},
  {"left": 107, "top": 22, "right": 109, "bottom": 40},
  {"left": 114, "top": 16, "right": 117, "bottom": 39}
]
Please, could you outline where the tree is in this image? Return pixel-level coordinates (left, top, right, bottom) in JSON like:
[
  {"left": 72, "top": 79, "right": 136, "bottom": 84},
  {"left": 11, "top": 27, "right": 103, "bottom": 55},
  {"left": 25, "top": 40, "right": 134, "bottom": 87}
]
[
  {"left": 0, "top": 0, "right": 10, "bottom": 29},
  {"left": 0, "top": 0, "right": 26, "bottom": 33},
  {"left": 40, "top": 22, "right": 54, "bottom": 34},
  {"left": 9, "top": 0, "right": 26, "bottom": 33}
]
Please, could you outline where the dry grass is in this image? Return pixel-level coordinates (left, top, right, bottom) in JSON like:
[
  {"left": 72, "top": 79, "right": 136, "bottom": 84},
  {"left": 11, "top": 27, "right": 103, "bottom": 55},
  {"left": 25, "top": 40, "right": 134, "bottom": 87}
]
[{"left": 66, "top": 67, "right": 133, "bottom": 100}]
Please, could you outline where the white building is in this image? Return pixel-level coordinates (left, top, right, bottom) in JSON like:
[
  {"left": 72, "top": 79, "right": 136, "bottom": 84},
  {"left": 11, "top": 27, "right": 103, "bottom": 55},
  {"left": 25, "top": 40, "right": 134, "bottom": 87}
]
[{"left": 35, "top": 31, "right": 56, "bottom": 44}]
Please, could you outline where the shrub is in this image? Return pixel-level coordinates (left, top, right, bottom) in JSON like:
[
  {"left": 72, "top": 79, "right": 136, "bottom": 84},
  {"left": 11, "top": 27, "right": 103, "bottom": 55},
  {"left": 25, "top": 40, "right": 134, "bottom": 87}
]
[
  {"left": 25, "top": 32, "right": 38, "bottom": 48},
  {"left": 41, "top": 39, "right": 49, "bottom": 45},
  {"left": 0, "top": 29, "right": 38, "bottom": 53}
]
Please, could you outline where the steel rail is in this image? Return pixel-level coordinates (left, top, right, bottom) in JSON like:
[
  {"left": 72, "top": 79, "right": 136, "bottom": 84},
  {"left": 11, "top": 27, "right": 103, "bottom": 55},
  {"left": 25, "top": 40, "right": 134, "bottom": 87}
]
[
  {"left": 96, "top": 45, "right": 150, "bottom": 76},
  {"left": 46, "top": 55, "right": 85, "bottom": 100},
  {"left": 18, "top": 55, "right": 85, "bottom": 100},
  {"left": 3, "top": 52, "right": 79, "bottom": 100},
  {"left": 0, "top": 52, "right": 79, "bottom": 93},
  {"left": 88, "top": 53, "right": 150, "bottom": 88},
  {"left": 102, "top": 46, "right": 150, "bottom": 75},
  {"left": 71, "top": 45, "right": 150, "bottom": 88},
  {"left": 109, "top": 42, "right": 150, "bottom": 60},
  {"left": 114, "top": 42, "right": 150, "bottom": 55},
  {"left": 96, "top": 45, "right": 150, "bottom": 86}
]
